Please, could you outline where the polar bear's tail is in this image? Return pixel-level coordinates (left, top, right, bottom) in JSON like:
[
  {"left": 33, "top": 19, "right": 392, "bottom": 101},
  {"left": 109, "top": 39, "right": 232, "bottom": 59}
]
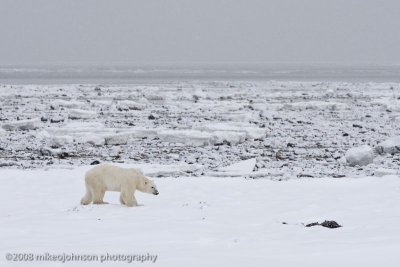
[{"left": 80, "top": 185, "right": 93, "bottom": 205}]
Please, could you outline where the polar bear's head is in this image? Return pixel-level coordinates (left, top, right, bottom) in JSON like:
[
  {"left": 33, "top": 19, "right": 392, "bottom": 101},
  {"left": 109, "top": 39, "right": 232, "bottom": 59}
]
[{"left": 139, "top": 177, "right": 159, "bottom": 195}]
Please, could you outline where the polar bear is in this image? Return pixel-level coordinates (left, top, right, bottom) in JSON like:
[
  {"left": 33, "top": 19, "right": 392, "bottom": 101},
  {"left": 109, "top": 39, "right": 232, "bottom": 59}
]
[{"left": 80, "top": 164, "right": 159, "bottom": 207}]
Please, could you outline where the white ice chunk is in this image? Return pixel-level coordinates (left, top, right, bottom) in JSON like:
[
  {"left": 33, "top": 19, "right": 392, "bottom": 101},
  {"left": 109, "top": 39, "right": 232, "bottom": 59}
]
[
  {"left": 345, "top": 145, "right": 375, "bottom": 166},
  {"left": 90, "top": 100, "right": 113, "bottom": 106},
  {"left": 50, "top": 135, "right": 74, "bottom": 147},
  {"left": 129, "top": 128, "right": 160, "bottom": 139},
  {"left": 68, "top": 109, "right": 97, "bottom": 120},
  {"left": 2, "top": 118, "right": 41, "bottom": 131},
  {"left": 195, "top": 122, "right": 266, "bottom": 140},
  {"left": 212, "top": 131, "right": 246, "bottom": 145},
  {"left": 118, "top": 100, "right": 146, "bottom": 110},
  {"left": 52, "top": 99, "right": 85, "bottom": 109},
  {"left": 158, "top": 130, "right": 213, "bottom": 146},
  {"left": 207, "top": 158, "right": 257, "bottom": 177},
  {"left": 76, "top": 135, "right": 105, "bottom": 146},
  {"left": 143, "top": 163, "right": 204, "bottom": 177},
  {"left": 105, "top": 133, "right": 130, "bottom": 145},
  {"left": 145, "top": 94, "right": 165, "bottom": 101},
  {"left": 375, "top": 136, "right": 400, "bottom": 154}
]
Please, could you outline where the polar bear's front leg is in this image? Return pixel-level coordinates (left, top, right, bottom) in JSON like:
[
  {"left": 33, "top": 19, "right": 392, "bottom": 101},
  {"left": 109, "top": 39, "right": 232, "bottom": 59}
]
[
  {"left": 119, "top": 194, "right": 125, "bottom": 205},
  {"left": 124, "top": 194, "right": 138, "bottom": 207},
  {"left": 121, "top": 187, "right": 141, "bottom": 207}
]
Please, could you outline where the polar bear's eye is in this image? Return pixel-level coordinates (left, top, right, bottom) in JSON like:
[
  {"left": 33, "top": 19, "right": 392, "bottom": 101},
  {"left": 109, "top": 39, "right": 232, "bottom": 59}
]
[
  {"left": 151, "top": 186, "right": 154, "bottom": 189},
  {"left": 145, "top": 182, "right": 147, "bottom": 184}
]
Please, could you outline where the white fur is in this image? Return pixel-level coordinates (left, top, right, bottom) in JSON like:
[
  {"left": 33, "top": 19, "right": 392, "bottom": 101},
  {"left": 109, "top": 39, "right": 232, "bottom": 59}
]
[{"left": 80, "top": 164, "right": 158, "bottom": 207}]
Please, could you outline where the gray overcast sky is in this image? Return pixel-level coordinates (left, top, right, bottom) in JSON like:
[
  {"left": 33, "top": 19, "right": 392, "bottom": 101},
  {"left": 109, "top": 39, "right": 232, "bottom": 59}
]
[{"left": 0, "top": 0, "right": 399, "bottom": 65}]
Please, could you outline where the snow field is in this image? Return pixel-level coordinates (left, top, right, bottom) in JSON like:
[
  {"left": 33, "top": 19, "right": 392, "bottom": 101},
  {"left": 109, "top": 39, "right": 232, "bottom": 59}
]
[{"left": 1, "top": 166, "right": 400, "bottom": 266}]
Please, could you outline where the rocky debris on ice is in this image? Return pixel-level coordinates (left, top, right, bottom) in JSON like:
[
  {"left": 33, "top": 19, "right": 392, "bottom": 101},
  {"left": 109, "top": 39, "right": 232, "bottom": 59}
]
[
  {"left": 38, "top": 147, "right": 59, "bottom": 157},
  {"left": 0, "top": 161, "right": 17, "bottom": 167},
  {"left": 374, "top": 98, "right": 400, "bottom": 112},
  {"left": 2, "top": 118, "right": 41, "bottom": 131},
  {"left": 279, "top": 101, "right": 346, "bottom": 111},
  {"left": 207, "top": 158, "right": 257, "bottom": 177},
  {"left": 374, "top": 168, "right": 399, "bottom": 177},
  {"left": 145, "top": 94, "right": 165, "bottom": 101},
  {"left": 345, "top": 145, "right": 375, "bottom": 166},
  {"left": 249, "top": 169, "right": 291, "bottom": 180},
  {"left": 50, "top": 116, "right": 65, "bottom": 123},
  {"left": 2, "top": 81, "right": 400, "bottom": 179},
  {"left": 68, "top": 109, "right": 97, "bottom": 120},
  {"left": 375, "top": 136, "right": 400, "bottom": 155}
]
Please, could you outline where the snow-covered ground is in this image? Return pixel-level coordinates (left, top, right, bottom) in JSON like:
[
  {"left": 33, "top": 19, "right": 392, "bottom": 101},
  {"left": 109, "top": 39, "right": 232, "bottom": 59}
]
[{"left": 0, "top": 166, "right": 400, "bottom": 266}]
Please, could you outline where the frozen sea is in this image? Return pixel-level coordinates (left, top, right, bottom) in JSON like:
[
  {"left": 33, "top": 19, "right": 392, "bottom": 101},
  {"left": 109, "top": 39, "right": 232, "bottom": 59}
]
[{"left": 2, "top": 64, "right": 400, "bottom": 84}]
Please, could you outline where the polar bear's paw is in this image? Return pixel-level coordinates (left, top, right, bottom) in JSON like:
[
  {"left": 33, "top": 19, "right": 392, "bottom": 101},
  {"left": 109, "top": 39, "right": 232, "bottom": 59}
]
[{"left": 93, "top": 201, "right": 109, "bottom": 205}]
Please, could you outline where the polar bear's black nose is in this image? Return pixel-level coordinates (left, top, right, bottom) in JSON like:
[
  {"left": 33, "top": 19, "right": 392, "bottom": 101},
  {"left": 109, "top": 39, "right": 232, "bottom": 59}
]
[{"left": 153, "top": 190, "right": 159, "bottom": 195}]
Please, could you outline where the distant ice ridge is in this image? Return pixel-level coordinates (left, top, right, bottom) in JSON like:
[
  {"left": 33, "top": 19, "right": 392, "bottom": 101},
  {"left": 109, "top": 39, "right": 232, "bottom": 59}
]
[
  {"left": 39, "top": 121, "right": 266, "bottom": 148},
  {"left": 278, "top": 101, "right": 347, "bottom": 111}
]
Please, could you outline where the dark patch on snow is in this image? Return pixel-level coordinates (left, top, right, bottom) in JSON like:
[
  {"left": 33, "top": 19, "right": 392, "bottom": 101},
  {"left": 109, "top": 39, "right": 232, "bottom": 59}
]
[
  {"left": 305, "top": 220, "right": 342, "bottom": 228},
  {"left": 90, "top": 160, "right": 100, "bottom": 165}
]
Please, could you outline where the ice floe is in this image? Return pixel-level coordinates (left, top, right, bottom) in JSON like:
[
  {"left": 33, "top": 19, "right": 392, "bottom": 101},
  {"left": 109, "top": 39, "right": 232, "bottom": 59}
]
[
  {"left": 345, "top": 145, "right": 375, "bottom": 166},
  {"left": 2, "top": 118, "right": 41, "bottom": 131}
]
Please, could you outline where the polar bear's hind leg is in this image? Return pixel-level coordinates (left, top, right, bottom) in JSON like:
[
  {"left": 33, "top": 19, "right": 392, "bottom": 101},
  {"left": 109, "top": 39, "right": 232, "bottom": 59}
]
[
  {"left": 80, "top": 185, "right": 93, "bottom": 205},
  {"left": 93, "top": 189, "right": 108, "bottom": 204}
]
